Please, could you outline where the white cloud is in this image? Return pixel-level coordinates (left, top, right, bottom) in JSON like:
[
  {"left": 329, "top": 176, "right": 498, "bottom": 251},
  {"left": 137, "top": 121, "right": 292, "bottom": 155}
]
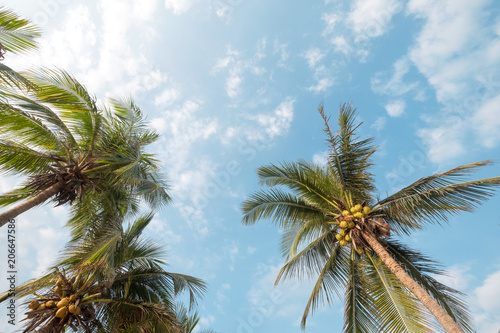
[
  {"left": 313, "top": 151, "right": 328, "bottom": 165},
  {"left": 417, "top": 124, "right": 466, "bottom": 165},
  {"left": 247, "top": 246, "right": 257, "bottom": 255},
  {"left": 255, "top": 98, "right": 295, "bottom": 138},
  {"left": 402, "top": 0, "right": 500, "bottom": 164},
  {"left": 304, "top": 48, "right": 325, "bottom": 68},
  {"left": 371, "top": 57, "right": 421, "bottom": 97},
  {"left": 348, "top": 0, "right": 402, "bottom": 41},
  {"left": 471, "top": 93, "right": 500, "bottom": 148},
  {"left": 385, "top": 99, "right": 406, "bottom": 117},
  {"left": 307, "top": 77, "right": 334, "bottom": 93},
  {"left": 371, "top": 116, "right": 387, "bottom": 131},
  {"left": 475, "top": 270, "right": 500, "bottom": 311},
  {"left": 164, "top": 0, "right": 192, "bottom": 15},
  {"left": 273, "top": 40, "right": 290, "bottom": 68},
  {"left": 154, "top": 86, "right": 181, "bottom": 106}
]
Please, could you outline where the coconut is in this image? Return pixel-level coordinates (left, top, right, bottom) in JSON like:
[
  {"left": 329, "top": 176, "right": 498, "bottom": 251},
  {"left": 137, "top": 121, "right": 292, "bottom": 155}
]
[
  {"left": 342, "top": 210, "right": 349, "bottom": 216},
  {"left": 68, "top": 304, "right": 77, "bottom": 314},
  {"left": 38, "top": 303, "right": 46, "bottom": 310},
  {"left": 363, "top": 206, "right": 371, "bottom": 214},
  {"left": 354, "top": 204, "right": 362, "bottom": 212},
  {"left": 57, "top": 298, "right": 69, "bottom": 308},
  {"left": 344, "top": 234, "right": 351, "bottom": 242},
  {"left": 55, "top": 307, "right": 68, "bottom": 318},
  {"left": 340, "top": 221, "right": 348, "bottom": 228},
  {"left": 356, "top": 248, "right": 364, "bottom": 255},
  {"left": 339, "top": 240, "right": 347, "bottom": 246},
  {"left": 55, "top": 278, "right": 63, "bottom": 287},
  {"left": 74, "top": 306, "right": 81, "bottom": 315},
  {"left": 350, "top": 207, "right": 357, "bottom": 214},
  {"left": 348, "top": 221, "right": 355, "bottom": 229},
  {"left": 28, "top": 300, "right": 39, "bottom": 310},
  {"left": 27, "top": 309, "right": 37, "bottom": 319},
  {"left": 54, "top": 286, "right": 62, "bottom": 295},
  {"left": 339, "top": 229, "right": 346, "bottom": 236},
  {"left": 45, "top": 300, "right": 56, "bottom": 308},
  {"left": 69, "top": 294, "right": 78, "bottom": 302},
  {"left": 353, "top": 212, "right": 364, "bottom": 219},
  {"left": 335, "top": 234, "right": 343, "bottom": 241}
]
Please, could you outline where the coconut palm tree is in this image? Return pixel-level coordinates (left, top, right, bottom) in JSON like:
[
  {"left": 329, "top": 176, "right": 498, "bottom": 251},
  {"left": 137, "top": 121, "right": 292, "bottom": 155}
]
[
  {"left": 0, "top": 68, "right": 170, "bottom": 228},
  {"left": 175, "top": 303, "right": 218, "bottom": 333},
  {"left": 0, "top": 6, "right": 40, "bottom": 90},
  {"left": 242, "top": 104, "right": 500, "bottom": 333},
  {"left": 1, "top": 212, "right": 205, "bottom": 332}
]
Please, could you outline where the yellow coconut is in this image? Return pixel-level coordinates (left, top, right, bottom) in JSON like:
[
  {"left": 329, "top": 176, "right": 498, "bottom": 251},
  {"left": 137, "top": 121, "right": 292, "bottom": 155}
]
[
  {"left": 74, "top": 306, "right": 81, "bottom": 315},
  {"left": 363, "top": 206, "right": 371, "bottom": 214},
  {"left": 68, "top": 304, "right": 77, "bottom": 314},
  {"left": 28, "top": 300, "right": 39, "bottom": 310},
  {"left": 348, "top": 221, "right": 355, "bottom": 229},
  {"left": 339, "top": 240, "right": 348, "bottom": 246},
  {"left": 55, "top": 278, "right": 63, "bottom": 287},
  {"left": 54, "top": 286, "right": 62, "bottom": 295},
  {"left": 57, "top": 298, "right": 69, "bottom": 308},
  {"left": 69, "top": 294, "right": 78, "bottom": 302},
  {"left": 38, "top": 303, "right": 46, "bottom": 310},
  {"left": 350, "top": 206, "right": 357, "bottom": 214},
  {"left": 339, "top": 229, "right": 346, "bottom": 236},
  {"left": 45, "top": 300, "right": 56, "bottom": 308},
  {"left": 342, "top": 210, "right": 350, "bottom": 216},
  {"left": 340, "top": 221, "right": 348, "bottom": 228},
  {"left": 345, "top": 234, "right": 351, "bottom": 242},
  {"left": 354, "top": 204, "right": 362, "bottom": 212},
  {"left": 353, "top": 212, "right": 364, "bottom": 219},
  {"left": 27, "top": 309, "right": 37, "bottom": 319},
  {"left": 55, "top": 307, "right": 68, "bottom": 318},
  {"left": 335, "top": 233, "right": 343, "bottom": 241}
]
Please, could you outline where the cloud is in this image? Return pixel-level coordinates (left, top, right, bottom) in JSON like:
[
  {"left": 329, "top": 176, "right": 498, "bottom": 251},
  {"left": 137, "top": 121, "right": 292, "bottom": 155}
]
[
  {"left": 255, "top": 98, "right": 295, "bottom": 139},
  {"left": 164, "top": 0, "right": 192, "bottom": 15},
  {"left": 397, "top": 0, "right": 500, "bottom": 165},
  {"left": 371, "top": 57, "right": 421, "bottom": 97},
  {"left": 307, "top": 77, "right": 334, "bottom": 93},
  {"left": 385, "top": 99, "right": 406, "bottom": 117},
  {"left": 319, "top": 0, "right": 402, "bottom": 63},
  {"left": 475, "top": 270, "right": 500, "bottom": 311},
  {"left": 304, "top": 48, "right": 325, "bottom": 68},
  {"left": 347, "top": 0, "right": 403, "bottom": 41},
  {"left": 313, "top": 151, "right": 328, "bottom": 165},
  {"left": 371, "top": 116, "right": 387, "bottom": 131}
]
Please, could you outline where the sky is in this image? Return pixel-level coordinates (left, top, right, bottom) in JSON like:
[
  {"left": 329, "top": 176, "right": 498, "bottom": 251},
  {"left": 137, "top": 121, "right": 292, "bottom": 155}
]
[{"left": 0, "top": 0, "right": 500, "bottom": 332}]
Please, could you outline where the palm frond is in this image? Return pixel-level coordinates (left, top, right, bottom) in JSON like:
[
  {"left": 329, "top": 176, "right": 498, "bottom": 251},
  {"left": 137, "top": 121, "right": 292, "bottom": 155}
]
[
  {"left": 377, "top": 160, "right": 500, "bottom": 234},
  {"left": 0, "top": 7, "right": 40, "bottom": 54},
  {"left": 319, "top": 103, "right": 376, "bottom": 202},
  {"left": 241, "top": 188, "right": 324, "bottom": 228},
  {"left": 365, "top": 252, "right": 439, "bottom": 333},
  {"left": 384, "top": 240, "right": 475, "bottom": 332}
]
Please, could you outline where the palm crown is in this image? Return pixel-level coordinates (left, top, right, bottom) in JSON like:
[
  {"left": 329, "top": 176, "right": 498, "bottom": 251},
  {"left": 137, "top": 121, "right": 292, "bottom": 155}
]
[
  {"left": 2, "top": 211, "right": 205, "bottom": 332},
  {"left": 242, "top": 104, "right": 500, "bottom": 333},
  {"left": 0, "top": 69, "right": 170, "bottom": 229}
]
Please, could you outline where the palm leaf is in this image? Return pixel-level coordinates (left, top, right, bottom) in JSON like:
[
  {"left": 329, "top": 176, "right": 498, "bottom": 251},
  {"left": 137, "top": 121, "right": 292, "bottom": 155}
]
[
  {"left": 0, "top": 7, "right": 40, "bottom": 54},
  {"left": 376, "top": 160, "right": 500, "bottom": 234}
]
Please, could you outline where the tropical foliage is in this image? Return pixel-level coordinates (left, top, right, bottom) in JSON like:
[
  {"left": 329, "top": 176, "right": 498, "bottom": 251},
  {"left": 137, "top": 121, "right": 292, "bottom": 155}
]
[
  {"left": 0, "top": 69, "right": 170, "bottom": 229},
  {"left": 242, "top": 104, "right": 500, "bottom": 332},
  {"left": 0, "top": 6, "right": 40, "bottom": 90},
  {"left": 1, "top": 212, "right": 205, "bottom": 332}
]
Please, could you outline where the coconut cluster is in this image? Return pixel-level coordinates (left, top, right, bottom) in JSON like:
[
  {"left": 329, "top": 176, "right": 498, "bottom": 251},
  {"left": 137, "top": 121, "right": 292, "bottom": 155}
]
[
  {"left": 335, "top": 204, "right": 371, "bottom": 255},
  {"left": 23, "top": 271, "right": 99, "bottom": 333}
]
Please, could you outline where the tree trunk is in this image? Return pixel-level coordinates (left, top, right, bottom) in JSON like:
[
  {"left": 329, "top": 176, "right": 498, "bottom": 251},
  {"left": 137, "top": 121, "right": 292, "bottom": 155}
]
[
  {"left": 0, "top": 182, "right": 63, "bottom": 228},
  {"left": 362, "top": 231, "right": 465, "bottom": 333}
]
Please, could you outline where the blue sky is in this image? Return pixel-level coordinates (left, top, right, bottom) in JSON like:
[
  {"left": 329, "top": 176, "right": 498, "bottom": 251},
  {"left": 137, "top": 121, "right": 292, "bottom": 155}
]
[{"left": 1, "top": 0, "right": 500, "bottom": 332}]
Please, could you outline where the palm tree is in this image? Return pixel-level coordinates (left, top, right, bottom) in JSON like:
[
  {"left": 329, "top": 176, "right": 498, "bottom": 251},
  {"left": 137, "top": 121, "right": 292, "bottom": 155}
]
[
  {"left": 0, "top": 6, "right": 40, "bottom": 90},
  {"left": 1, "top": 212, "right": 205, "bottom": 332},
  {"left": 175, "top": 303, "right": 218, "bottom": 333},
  {"left": 0, "top": 69, "right": 170, "bottom": 228},
  {"left": 242, "top": 104, "right": 500, "bottom": 333}
]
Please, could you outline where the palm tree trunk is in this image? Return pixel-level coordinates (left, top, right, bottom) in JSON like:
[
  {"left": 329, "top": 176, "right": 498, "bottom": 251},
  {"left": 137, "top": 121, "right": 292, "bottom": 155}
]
[
  {"left": 0, "top": 182, "right": 63, "bottom": 228},
  {"left": 362, "top": 231, "right": 465, "bottom": 333}
]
